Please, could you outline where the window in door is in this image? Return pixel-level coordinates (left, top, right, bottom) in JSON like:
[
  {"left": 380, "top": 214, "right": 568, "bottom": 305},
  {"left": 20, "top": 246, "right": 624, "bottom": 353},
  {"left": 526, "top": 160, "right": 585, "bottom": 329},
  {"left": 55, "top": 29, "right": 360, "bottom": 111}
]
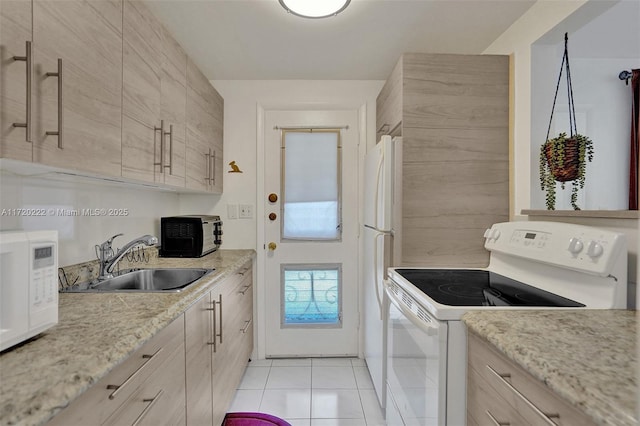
[
  {"left": 281, "top": 130, "right": 342, "bottom": 241},
  {"left": 281, "top": 264, "right": 341, "bottom": 328}
]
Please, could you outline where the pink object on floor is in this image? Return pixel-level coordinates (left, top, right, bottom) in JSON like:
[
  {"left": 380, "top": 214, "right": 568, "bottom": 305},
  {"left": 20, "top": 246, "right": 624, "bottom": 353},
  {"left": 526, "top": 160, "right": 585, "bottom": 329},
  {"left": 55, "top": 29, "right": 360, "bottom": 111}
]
[{"left": 222, "top": 412, "right": 292, "bottom": 426}]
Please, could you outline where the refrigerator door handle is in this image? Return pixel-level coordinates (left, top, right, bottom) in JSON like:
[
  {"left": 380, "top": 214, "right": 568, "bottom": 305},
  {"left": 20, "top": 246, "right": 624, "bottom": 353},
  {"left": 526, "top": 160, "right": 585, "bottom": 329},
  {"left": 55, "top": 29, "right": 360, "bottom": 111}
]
[
  {"left": 373, "top": 153, "right": 384, "bottom": 230},
  {"left": 374, "top": 232, "right": 384, "bottom": 320}
]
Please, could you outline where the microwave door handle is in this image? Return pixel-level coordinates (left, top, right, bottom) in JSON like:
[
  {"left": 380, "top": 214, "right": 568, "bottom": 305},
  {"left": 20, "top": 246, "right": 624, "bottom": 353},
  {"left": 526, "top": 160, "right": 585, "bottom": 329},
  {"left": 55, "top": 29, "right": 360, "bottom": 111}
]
[{"left": 384, "top": 280, "right": 440, "bottom": 336}]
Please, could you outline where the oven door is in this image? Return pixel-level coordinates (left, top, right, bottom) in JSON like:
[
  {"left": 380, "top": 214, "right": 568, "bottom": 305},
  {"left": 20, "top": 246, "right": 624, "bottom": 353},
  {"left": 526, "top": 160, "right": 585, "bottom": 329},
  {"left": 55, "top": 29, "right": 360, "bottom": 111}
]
[{"left": 385, "top": 281, "right": 448, "bottom": 426}]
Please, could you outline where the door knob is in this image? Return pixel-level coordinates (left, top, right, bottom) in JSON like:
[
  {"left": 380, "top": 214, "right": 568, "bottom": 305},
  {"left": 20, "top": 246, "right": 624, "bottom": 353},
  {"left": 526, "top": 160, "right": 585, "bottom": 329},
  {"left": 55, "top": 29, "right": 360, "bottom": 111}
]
[
  {"left": 268, "top": 193, "right": 278, "bottom": 203},
  {"left": 268, "top": 242, "right": 277, "bottom": 251},
  {"left": 268, "top": 212, "right": 277, "bottom": 221}
]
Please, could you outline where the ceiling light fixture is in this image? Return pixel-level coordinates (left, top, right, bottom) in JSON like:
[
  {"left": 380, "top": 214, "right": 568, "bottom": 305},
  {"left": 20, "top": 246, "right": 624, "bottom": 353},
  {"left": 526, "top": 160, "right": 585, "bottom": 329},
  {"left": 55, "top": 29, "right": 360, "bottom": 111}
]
[{"left": 278, "top": 0, "right": 351, "bottom": 19}]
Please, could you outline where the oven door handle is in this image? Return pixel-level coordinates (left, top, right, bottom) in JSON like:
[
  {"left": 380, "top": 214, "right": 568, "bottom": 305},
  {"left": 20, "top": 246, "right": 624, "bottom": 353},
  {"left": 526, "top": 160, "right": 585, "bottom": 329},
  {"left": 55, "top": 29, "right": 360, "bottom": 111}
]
[{"left": 384, "top": 280, "right": 440, "bottom": 336}]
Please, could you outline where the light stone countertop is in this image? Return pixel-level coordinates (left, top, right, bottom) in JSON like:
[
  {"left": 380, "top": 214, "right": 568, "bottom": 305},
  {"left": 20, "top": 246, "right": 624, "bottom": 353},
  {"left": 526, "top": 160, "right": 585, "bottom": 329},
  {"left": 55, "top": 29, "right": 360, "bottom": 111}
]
[
  {"left": 463, "top": 310, "right": 638, "bottom": 426},
  {"left": 0, "top": 249, "right": 255, "bottom": 426}
]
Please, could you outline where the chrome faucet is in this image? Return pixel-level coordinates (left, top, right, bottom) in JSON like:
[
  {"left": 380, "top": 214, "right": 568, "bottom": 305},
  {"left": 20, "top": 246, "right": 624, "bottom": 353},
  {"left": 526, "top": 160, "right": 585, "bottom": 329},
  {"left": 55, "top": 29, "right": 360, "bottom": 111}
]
[{"left": 97, "top": 234, "right": 158, "bottom": 280}]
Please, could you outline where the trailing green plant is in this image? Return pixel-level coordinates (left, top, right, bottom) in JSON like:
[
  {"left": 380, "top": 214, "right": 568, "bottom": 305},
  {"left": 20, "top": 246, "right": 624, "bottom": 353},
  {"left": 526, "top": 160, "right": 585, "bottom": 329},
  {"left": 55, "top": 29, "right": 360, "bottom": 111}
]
[{"left": 539, "top": 132, "right": 594, "bottom": 210}]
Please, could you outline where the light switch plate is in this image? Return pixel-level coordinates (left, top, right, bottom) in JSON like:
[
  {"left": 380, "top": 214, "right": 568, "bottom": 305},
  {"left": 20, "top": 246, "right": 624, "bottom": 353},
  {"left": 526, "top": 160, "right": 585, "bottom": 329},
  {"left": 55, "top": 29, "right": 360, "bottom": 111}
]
[{"left": 227, "top": 204, "right": 238, "bottom": 219}]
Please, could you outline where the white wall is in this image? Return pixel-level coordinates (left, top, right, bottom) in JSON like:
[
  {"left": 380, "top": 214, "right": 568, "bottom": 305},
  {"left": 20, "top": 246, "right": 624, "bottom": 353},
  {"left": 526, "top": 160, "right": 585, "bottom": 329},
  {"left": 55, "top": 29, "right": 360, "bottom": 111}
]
[
  {"left": 0, "top": 170, "right": 180, "bottom": 266},
  {"left": 179, "top": 80, "right": 384, "bottom": 250}
]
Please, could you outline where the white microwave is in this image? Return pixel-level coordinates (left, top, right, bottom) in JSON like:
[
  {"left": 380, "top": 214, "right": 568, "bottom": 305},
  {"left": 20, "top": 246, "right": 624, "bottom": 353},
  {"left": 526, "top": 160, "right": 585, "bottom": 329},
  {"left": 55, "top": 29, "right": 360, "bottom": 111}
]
[{"left": 0, "top": 230, "right": 58, "bottom": 352}]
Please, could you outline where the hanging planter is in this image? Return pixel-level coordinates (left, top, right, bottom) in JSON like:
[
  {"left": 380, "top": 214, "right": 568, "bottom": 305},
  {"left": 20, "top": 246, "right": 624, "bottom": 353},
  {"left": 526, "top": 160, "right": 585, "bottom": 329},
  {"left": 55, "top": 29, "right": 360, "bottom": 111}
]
[{"left": 539, "top": 33, "right": 595, "bottom": 211}]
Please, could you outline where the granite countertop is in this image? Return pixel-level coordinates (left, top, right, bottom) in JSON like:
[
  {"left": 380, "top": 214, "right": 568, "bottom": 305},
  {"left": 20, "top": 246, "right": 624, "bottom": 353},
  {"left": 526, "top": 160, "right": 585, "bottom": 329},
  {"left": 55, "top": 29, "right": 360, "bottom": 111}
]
[
  {"left": 0, "top": 249, "right": 255, "bottom": 426},
  {"left": 463, "top": 310, "right": 638, "bottom": 426}
]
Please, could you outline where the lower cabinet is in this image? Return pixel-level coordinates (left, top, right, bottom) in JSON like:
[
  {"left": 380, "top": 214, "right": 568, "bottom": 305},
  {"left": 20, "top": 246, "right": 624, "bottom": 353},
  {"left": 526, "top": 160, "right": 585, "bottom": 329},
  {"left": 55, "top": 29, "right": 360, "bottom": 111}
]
[
  {"left": 49, "top": 318, "right": 186, "bottom": 426},
  {"left": 48, "top": 262, "right": 253, "bottom": 426},
  {"left": 467, "top": 331, "right": 595, "bottom": 426},
  {"left": 185, "top": 262, "right": 254, "bottom": 426}
]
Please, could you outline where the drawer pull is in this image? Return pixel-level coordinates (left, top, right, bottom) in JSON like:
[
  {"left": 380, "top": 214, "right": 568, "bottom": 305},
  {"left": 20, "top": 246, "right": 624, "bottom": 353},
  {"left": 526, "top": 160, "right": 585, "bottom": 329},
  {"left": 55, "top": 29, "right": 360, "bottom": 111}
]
[
  {"left": 106, "top": 348, "right": 163, "bottom": 400},
  {"left": 238, "top": 284, "right": 252, "bottom": 295},
  {"left": 237, "top": 267, "right": 250, "bottom": 276},
  {"left": 486, "top": 410, "right": 510, "bottom": 426},
  {"left": 486, "top": 365, "right": 560, "bottom": 425},
  {"left": 241, "top": 319, "right": 252, "bottom": 334},
  {"left": 132, "top": 389, "right": 164, "bottom": 426}
]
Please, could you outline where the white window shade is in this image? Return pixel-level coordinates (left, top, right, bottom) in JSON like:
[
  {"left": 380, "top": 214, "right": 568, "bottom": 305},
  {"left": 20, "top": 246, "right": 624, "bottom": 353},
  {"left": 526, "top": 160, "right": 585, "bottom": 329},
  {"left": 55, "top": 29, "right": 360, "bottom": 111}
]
[{"left": 282, "top": 131, "right": 341, "bottom": 240}]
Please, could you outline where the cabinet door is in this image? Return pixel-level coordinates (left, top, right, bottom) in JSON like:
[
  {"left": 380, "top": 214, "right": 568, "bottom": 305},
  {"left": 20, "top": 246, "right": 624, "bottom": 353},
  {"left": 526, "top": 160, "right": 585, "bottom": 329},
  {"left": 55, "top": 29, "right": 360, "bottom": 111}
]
[
  {"left": 32, "top": 0, "right": 122, "bottom": 176},
  {"left": 0, "top": 0, "right": 33, "bottom": 161},
  {"left": 158, "top": 26, "right": 187, "bottom": 188},
  {"left": 185, "top": 57, "right": 223, "bottom": 193},
  {"left": 211, "top": 268, "right": 253, "bottom": 425},
  {"left": 185, "top": 292, "right": 214, "bottom": 426},
  {"left": 376, "top": 57, "right": 402, "bottom": 138},
  {"left": 121, "top": 0, "right": 162, "bottom": 183}
]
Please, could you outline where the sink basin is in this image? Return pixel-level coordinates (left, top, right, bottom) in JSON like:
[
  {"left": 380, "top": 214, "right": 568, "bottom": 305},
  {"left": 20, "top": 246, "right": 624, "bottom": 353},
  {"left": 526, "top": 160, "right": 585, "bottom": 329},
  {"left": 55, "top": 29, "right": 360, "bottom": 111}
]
[{"left": 61, "top": 268, "right": 215, "bottom": 293}]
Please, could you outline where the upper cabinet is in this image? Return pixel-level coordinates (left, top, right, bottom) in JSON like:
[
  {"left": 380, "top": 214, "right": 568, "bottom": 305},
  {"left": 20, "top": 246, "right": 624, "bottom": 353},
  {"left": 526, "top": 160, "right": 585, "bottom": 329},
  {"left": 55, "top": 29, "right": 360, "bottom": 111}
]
[
  {"left": 0, "top": 0, "right": 33, "bottom": 162},
  {"left": 186, "top": 58, "right": 224, "bottom": 193},
  {"left": 1, "top": 0, "right": 222, "bottom": 194},
  {"left": 376, "top": 58, "right": 402, "bottom": 138},
  {"left": 121, "top": 0, "right": 187, "bottom": 189},
  {"left": 377, "top": 53, "right": 510, "bottom": 267},
  {"left": 32, "top": 0, "right": 123, "bottom": 176}
]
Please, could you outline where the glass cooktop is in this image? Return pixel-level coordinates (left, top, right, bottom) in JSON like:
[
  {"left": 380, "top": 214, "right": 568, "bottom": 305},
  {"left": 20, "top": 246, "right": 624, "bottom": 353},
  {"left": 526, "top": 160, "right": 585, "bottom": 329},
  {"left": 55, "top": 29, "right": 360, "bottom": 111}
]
[{"left": 394, "top": 269, "right": 585, "bottom": 307}]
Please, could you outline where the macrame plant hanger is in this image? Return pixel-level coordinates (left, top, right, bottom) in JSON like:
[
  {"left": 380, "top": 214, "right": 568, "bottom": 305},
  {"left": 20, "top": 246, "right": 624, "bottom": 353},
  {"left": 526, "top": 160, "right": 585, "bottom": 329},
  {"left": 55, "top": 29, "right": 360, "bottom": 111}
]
[{"left": 544, "top": 32, "right": 580, "bottom": 182}]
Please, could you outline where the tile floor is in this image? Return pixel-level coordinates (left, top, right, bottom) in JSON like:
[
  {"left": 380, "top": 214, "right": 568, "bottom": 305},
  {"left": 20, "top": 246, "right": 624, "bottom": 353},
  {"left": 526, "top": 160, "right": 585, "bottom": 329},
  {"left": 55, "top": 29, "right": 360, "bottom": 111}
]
[{"left": 228, "top": 358, "right": 386, "bottom": 426}]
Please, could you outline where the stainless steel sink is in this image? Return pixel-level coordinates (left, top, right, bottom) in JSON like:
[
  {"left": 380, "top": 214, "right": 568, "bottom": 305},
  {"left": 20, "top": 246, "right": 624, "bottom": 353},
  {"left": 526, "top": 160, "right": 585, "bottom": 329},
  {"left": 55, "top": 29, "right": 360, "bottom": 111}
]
[{"left": 61, "top": 268, "right": 214, "bottom": 293}]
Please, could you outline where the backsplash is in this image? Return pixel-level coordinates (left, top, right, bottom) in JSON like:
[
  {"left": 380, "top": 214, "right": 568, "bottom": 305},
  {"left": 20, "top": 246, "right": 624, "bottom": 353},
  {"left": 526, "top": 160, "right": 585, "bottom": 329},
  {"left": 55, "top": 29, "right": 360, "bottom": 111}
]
[{"left": 0, "top": 169, "right": 180, "bottom": 266}]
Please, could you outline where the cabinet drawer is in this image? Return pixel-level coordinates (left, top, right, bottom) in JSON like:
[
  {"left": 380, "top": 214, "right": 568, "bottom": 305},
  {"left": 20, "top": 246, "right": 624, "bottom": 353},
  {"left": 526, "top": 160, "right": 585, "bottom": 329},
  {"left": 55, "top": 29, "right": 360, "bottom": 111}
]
[
  {"left": 49, "top": 318, "right": 184, "bottom": 425},
  {"left": 467, "top": 332, "right": 595, "bottom": 426},
  {"left": 104, "top": 334, "right": 186, "bottom": 426},
  {"left": 467, "top": 362, "right": 528, "bottom": 426}
]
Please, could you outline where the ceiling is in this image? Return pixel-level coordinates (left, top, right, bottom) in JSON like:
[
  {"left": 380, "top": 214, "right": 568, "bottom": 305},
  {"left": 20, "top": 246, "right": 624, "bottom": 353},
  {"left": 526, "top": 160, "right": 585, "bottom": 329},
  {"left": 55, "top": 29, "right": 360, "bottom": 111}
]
[{"left": 144, "top": 0, "right": 536, "bottom": 80}]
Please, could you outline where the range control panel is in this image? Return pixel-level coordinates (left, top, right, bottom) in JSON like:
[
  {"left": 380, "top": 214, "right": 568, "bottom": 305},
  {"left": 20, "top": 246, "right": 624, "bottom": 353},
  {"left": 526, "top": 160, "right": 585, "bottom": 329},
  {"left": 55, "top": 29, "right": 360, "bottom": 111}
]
[{"left": 484, "top": 221, "right": 626, "bottom": 276}]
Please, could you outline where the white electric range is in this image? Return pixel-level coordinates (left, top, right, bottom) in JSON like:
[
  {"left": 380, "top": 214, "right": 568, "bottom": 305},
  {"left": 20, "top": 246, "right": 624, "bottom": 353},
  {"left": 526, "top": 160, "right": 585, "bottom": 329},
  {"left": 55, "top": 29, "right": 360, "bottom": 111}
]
[{"left": 384, "top": 221, "right": 628, "bottom": 426}]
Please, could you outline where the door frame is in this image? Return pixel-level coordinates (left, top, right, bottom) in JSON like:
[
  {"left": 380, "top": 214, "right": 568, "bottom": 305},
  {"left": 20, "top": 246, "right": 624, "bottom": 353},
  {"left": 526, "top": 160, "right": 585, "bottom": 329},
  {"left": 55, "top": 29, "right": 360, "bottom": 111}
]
[{"left": 255, "top": 102, "right": 369, "bottom": 360}]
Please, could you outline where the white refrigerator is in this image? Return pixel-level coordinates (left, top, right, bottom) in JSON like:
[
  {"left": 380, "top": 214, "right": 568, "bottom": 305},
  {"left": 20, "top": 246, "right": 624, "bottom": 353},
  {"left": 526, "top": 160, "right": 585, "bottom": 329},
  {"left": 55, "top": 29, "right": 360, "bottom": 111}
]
[{"left": 363, "top": 135, "right": 402, "bottom": 410}]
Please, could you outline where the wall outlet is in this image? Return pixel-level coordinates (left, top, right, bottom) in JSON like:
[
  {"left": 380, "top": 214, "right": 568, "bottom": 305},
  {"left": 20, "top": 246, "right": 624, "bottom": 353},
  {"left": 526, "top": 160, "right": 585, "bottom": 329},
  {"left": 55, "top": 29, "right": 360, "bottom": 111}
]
[
  {"left": 239, "top": 204, "right": 253, "bottom": 219},
  {"left": 227, "top": 204, "right": 238, "bottom": 219}
]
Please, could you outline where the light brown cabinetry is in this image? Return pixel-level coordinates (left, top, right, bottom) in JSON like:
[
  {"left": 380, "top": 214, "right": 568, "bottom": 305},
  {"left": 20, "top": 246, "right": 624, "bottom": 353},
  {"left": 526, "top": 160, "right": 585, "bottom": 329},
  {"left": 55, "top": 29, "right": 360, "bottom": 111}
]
[
  {"left": 185, "top": 262, "right": 253, "bottom": 426},
  {"left": 32, "top": 0, "right": 123, "bottom": 176},
  {"left": 49, "top": 317, "right": 186, "bottom": 426},
  {"left": 185, "top": 57, "right": 224, "bottom": 193},
  {"left": 467, "top": 331, "right": 596, "bottom": 426},
  {"left": 0, "top": 0, "right": 33, "bottom": 161},
  {"left": 121, "top": 0, "right": 187, "bottom": 188},
  {"left": 376, "top": 53, "right": 509, "bottom": 267},
  {"left": 2, "top": 0, "right": 221, "bottom": 193}
]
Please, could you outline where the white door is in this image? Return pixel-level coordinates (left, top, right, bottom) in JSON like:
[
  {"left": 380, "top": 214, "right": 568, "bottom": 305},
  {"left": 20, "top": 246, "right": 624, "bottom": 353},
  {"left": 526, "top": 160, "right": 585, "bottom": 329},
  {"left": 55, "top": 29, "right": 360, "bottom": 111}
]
[{"left": 263, "top": 109, "right": 359, "bottom": 357}]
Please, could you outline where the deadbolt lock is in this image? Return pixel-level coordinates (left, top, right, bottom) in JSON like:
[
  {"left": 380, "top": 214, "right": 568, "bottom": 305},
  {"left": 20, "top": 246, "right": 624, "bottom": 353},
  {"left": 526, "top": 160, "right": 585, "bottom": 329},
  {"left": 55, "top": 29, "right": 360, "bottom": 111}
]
[{"left": 268, "top": 193, "right": 278, "bottom": 203}]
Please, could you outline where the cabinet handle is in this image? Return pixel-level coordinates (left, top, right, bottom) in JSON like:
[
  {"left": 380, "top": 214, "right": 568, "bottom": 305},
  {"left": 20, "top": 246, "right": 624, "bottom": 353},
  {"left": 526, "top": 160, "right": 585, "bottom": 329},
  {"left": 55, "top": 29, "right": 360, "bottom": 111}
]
[
  {"left": 485, "top": 365, "right": 560, "bottom": 425},
  {"left": 45, "top": 58, "right": 63, "bottom": 149},
  {"left": 154, "top": 120, "right": 165, "bottom": 173},
  {"left": 237, "top": 267, "right": 250, "bottom": 276},
  {"left": 241, "top": 318, "right": 252, "bottom": 334},
  {"left": 210, "top": 149, "right": 216, "bottom": 186},
  {"left": 12, "top": 41, "right": 32, "bottom": 142},
  {"left": 485, "top": 410, "right": 510, "bottom": 426},
  {"left": 216, "top": 293, "right": 223, "bottom": 344},
  {"left": 238, "top": 284, "right": 252, "bottom": 295},
  {"left": 206, "top": 304, "right": 217, "bottom": 352},
  {"left": 164, "top": 124, "right": 173, "bottom": 174},
  {"left": 106, "top": 347, "right": 163, "bottom": 400},
  {"left": 131, "top": 389, "right": 164, "bottom": 426},
  {"left": 205, "top": 151, "right": 211, "bottom": 183}
]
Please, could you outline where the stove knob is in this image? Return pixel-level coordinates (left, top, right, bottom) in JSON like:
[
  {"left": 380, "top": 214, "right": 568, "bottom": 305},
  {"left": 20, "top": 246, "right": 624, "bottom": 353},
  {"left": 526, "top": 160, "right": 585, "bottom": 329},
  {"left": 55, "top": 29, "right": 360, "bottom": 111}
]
[
  {"left": 587, "top": 240, "right": 604, "bottom": 258},
  {"left": 567, "top": 237, "right": 584, "bottom": 254}
]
